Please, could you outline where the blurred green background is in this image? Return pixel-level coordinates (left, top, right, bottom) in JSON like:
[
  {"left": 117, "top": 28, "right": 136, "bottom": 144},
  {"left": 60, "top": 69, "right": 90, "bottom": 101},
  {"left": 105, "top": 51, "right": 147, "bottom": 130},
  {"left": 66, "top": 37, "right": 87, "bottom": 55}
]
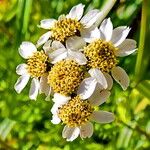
[{"left": 0, "top": 0, "right": 150, "bottom": 149}]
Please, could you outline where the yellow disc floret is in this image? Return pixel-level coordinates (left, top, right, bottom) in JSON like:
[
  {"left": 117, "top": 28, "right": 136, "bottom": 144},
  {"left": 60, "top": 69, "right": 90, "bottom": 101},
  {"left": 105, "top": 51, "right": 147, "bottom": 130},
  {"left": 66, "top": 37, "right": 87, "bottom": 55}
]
[
  {"left": 51, "top": 18, "right": 82, "bottom": 42},
  {"left": 27, "top": 50, "right": 48, "bottom": 78},
  {"left": 48, "top": 60, "right": 84, "bottom": 95},
  {"left": 58, "top": 96, "right": 94, "bottom": 127},
  {"left": 84, "top": 40, "right": 118, "bottom": 73}
]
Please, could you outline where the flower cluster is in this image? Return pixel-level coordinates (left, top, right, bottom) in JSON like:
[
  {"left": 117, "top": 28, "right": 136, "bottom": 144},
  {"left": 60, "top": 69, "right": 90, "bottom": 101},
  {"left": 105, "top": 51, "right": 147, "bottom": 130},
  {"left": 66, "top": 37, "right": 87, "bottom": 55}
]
[{"left": 14, "top": 3, "right": 137, "bottom": 141}]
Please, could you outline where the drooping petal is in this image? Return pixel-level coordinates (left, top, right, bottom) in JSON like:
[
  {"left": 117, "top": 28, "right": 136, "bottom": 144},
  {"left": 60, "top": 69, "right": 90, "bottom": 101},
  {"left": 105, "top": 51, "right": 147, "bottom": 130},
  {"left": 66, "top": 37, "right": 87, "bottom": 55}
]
[
  {"left": 99, "top": 18, "right": 113, "bottom": 41},
  {"left": 43, "top": 40, "right": 52, "bottom": 54},
  {"left": 29, "top": 78, "right": 40, "bottom": 100},
  {"left": 14, "top": 75, "right": 30, "bottom": 93},
  {"left": 66, "top": 36, "right": 86, "bottom": 50},
  {"left": 49, "top": 48, "right": 67, "bottom": 64},
  {"left": 103, "top": 72, "right": 113, "bottom": 90},
  {"left": 51, "top": 114, "right": 61, "bottom": 124},
  {"left": 39, "top": 75, "right": 51, "bottom": 97},
  {"left": 52, "top": 40, "right": 65, "bottom": 50},
  {"left": 115, "top": 39, "right": 137, "bottom": 57},
  {"left": 91, "top": 111, "right": 115, "bottom": 123},
  {"left": 19, "top": 42, "right": 37, "bottom": 59},
  {"left": 88, "top": 68, "right": 107, "bottom": 89},
  {"left": 52, "top": 93, "right": 71, "bottom": 105},
  {"left": 111, "top": 26, "right": 130, "bottom": 47},
  {"left": 62, "top": 126, "right": 80, "bottom": 141},
  {"left": 68, "top": 50, "right": 87, "bottom": 65},
  {"left": 111, "top": 66, "right": 129, "bottom": 90},
  {"left": 36, "top": 31, "right": 51, "bottom": 47},
  {"left": 81, "top": 27, "right": 100, "bottom": 43},
  {"left": 89, "top": 88, "right": 110, "bottom": 106},
  {"left": 80, "top": 9, "right": 102, "bottom": 28},
  {"left": 77, "top": 77, "right": 97, "bottom": 100},
  {"left": 67, "top": 3, "right": 84, "bottom": 20},
  {"left": 80, "top": 122, "right": 93, "bottom": 139},
  {"left": 39, "top": 19, "right": 56, "bottom": 29},
  {"left": 16, "top": 64, "right": 28, "bottom": 75}
]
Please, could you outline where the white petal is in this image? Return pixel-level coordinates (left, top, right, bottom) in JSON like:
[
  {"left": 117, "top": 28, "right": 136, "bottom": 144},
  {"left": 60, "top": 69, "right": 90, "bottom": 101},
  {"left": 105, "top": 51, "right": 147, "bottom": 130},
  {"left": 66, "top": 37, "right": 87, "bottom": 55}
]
[
  {"left": 37, "top": 31, "right": 51, "bottom": 47},
  {"left": 39, "top": 19, "right": 56, "bottom": 29},
  {"left": 16, "top": 64, "right": 28, "bottom": 75},
  {"left": 66, "top": 36, "right": 86, "bottom": 50},
  {"left": 91, "top": 111, "right": 115, "bottom": 123},
  {"left": 115, "top": 39, "right": 137, "bottom": 56},
  {"left": 77, "top": 77, "right": 97, "bottom": 100},
  {"left": 88, "top": 68, "right": 107, "bottom": 89},
  {"left": 111, "top": 66, "right": 129, "bottom": 90},
  {"left": 43, "top": 40, "right": 52, "bottom": 54},
  {"left": 99, "top": 18, "right": 113, "bottom": 41},
  {"left": 52, "top": 40, "right": 65, "bottom": 50},
  {"left": 81, "top": 27, "right": 100, "bottom": 43},
  {"left": 89, "top": 88, "right": 110, "bottom": 106},
  {"left": 51, "top": 103, "right": 60, "bottom": 114},
  {"left": 52, "top": 93, "right": 71, "bottom": 105},
  {"left": 80, "top": 9, "right": 102, "bottom": 28},
  {"left": 80, "top": 122, "right": 93, "bottom": 139},
  {"left": 39, "top": 75, "right": 51, "bottom": 96},
  {"left": 49, "top": 48, "right": 67, "bottom": 64},
  {"left": 67, "top": 3, "right": 84, "bottom": 20},
  {"left": 103, "top": 73, "right": 113, "bottom": 90},
  {"left": 111, "top": 26, "right": 130, "bottom": 47},
  {"left": 19, "top": 42, "right": 37, "bottom": 59},
  {"left": 62, "top": 126, "right": 80, "bottom": 141},
  {"left": 14, "top": 75, "right": 30, "bottom": 93},
  {"left": 51, "top": 114, "right": 61, "bottom": 124},
  {"left": 29, "top": 78, "right": 40, "bottom": 100},
  {"left": 68, "top": 50, "right": 87, "bottom": 65}
]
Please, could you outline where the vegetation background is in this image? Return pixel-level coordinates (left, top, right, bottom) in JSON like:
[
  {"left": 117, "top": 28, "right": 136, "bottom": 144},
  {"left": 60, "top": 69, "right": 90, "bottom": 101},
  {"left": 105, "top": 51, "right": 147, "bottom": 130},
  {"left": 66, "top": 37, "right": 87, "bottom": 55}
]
[{"left": 0, "top": 0, "right": 150, "bottom": 149}]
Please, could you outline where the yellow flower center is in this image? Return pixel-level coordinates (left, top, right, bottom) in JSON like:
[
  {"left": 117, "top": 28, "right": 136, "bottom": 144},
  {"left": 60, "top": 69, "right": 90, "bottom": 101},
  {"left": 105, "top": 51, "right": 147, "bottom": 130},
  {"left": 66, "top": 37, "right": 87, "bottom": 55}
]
[
  {"left": 58, "top": 96, "right": 94, "bottom": 127},
  {"left": 27, "top": 51, "right": 48, "bottom": 78},
  {"left": 84, "top": 40, "right": 118, "bottom": 73},
  {"left": 48, "top": 60, "right": 84, "bottom": 96},
  {"left": 51, "top": 18, "right": 82, "bottom": 42}
]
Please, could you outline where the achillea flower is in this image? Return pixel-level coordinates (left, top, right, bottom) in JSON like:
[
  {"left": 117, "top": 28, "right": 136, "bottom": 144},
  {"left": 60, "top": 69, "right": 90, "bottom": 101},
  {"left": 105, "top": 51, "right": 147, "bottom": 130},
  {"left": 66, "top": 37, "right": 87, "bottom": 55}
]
[
  {"left": 37, "top": 3, "right": 102, "bottom": 46},
  {"left": 51, "top": 93, "right": 114, "bottom": 141},
  {"left": 83, "top": 18, "right": 137, "bottom": 90},
  {"left": 14, "top": 42, "right": 51, "bottom": 100}
]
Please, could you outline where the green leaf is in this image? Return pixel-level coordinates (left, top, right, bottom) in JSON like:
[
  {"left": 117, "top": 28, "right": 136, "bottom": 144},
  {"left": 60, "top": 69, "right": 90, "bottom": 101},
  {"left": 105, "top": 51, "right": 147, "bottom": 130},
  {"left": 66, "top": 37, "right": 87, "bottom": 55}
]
[{"left": 0, "top": 118, "right": 16, "bottom": 140}]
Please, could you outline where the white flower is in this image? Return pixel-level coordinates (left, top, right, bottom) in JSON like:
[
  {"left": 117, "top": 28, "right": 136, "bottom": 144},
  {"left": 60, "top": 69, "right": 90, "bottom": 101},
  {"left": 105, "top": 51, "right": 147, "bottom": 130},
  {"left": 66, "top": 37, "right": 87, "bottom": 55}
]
[
  {"left": 51, "top": 93, "right": 114, "bottom": 141},
  {"left": 48, "top": 36, "right": 87, "bottom": 65},
  {"left": 83, "top": 18, "right": 137, "bottom": 90},
  {"left": 14, "top": 41, "right": 51, "bottom": 100},
  {"left": 37, "top": 3, "right": 102, "bottom": 46}
]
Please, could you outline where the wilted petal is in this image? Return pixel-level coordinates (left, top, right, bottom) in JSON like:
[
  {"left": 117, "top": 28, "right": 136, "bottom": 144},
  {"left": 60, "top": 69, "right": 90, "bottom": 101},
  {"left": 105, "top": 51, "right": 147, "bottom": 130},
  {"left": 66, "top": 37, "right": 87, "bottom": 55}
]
[
  {"left": 43, "top": 40, "right": 52, "bottom": 54},
  {"left": 39, "top": 19, "right": 56, "bottom": 29},
  {"left": 111, "top": 66, "right": 129, "bottom": 90},
  {"left": 67, "top": 3, "right": 84, "bottom": 20},
  {"left": 103, "top": 72, "right": 113, "bottom": 90},
  {"left": 80, "top": 122, "right": 93, "bottom": 139},
  {"left": 14, "top": 75, "right": 30, "bottom": 93},
  {"left": 66, "top": 36, "right": 86, "bottom": 50},
  {"left": 68, "top": 50, "right": 87, "bottom": 65},
  {"left": 77, "top": 77, "right": 97, "bottom": 100},
  {"left": 37, "top": 31, "right": 51, "bottom": 47},
  {"left": 62, "top": 126, "right": 80, "bottom": 141},
  {"left": 99, "top": 18, "right": 113, "bottom": 41},
  {"left": 91, "top": 111, "right": 115, "bottom": 123},
  {"left": 88, "top": 68, "right": 107, "bottom": 89},
  {"left": 81, "top": 27, "right": 100, "bottom": 43},
  {"left": 16, "top": 64, "right": 28, "bottom": 75},
  {"left": 111, "top": 26, "right": 130, "bottom": 47},
  {"left": 80, "top": 9, "right": 102, "bottom": 28},
  {"left": 29, "top": 78, "right": 40, "bottom": 100},
  {"left": 52, "top": 40, "right": 65, "bottom": 50},
  {"left": 19, "top": 42, "right": 37, "bottom": 59},
  {"left": 115, "top": 39, "right": 137, "bottom": 57}
]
